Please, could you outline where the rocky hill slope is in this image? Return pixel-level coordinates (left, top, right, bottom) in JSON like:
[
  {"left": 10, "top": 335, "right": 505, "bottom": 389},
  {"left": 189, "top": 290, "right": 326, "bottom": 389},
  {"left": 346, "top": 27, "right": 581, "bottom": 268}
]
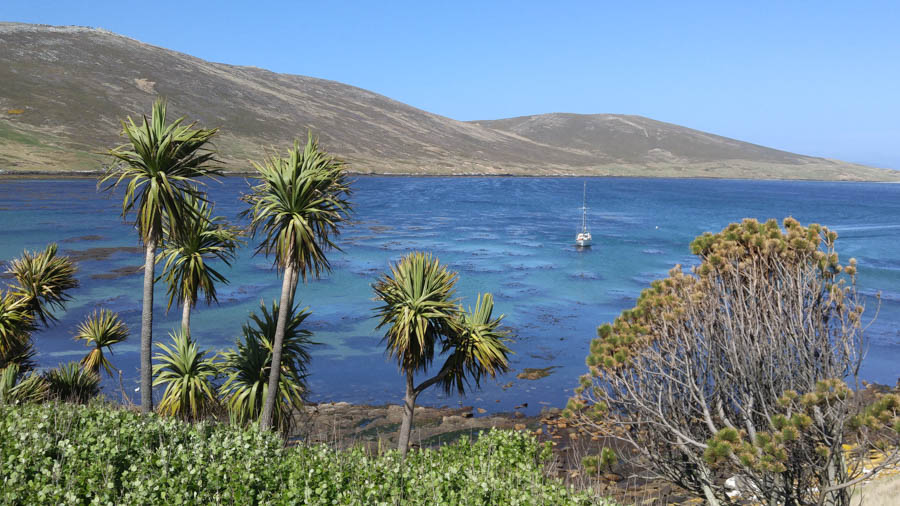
[{"left": 0, "top": 22, "right": 896, "bottom": 180}]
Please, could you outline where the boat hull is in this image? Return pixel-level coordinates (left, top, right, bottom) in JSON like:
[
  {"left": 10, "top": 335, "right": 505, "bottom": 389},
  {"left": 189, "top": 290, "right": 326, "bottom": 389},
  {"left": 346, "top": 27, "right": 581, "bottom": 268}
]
[{"left": 576, "top": 239, "right": 592, "bottom": 247}]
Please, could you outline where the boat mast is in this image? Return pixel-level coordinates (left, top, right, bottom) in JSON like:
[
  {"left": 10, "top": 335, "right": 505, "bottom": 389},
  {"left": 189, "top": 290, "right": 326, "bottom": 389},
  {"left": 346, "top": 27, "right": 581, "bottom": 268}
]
[{"left": 581, "top": 182, "right": 587, "bottom": 233}]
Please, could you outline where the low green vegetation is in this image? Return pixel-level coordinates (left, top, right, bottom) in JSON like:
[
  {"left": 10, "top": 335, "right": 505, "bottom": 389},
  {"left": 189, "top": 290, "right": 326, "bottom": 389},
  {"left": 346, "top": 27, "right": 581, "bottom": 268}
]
[{"left": 0, "top": 402, "right": 603, "bottom": 505}]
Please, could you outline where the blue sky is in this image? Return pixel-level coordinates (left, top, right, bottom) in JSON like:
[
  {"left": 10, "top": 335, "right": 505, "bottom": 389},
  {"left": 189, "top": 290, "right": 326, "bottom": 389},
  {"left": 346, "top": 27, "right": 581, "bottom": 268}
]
[{"left": 4, "top": 1, "right": 899, "bottom": 168}]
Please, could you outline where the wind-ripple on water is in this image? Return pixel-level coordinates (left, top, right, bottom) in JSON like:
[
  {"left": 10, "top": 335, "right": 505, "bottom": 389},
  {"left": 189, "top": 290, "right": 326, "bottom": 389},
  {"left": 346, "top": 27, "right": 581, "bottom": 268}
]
[
  {"left": 2, "top": 177, "right": 900, "bottom": 414},
  {"left": 567, "top": 271, "right": 604, "bottom": 281},
  {"left": 495, "top": 286, "right": 541, "bottom": 301},
  {"left": 457, "top": 261, "right": 507, "bottom": 274}
]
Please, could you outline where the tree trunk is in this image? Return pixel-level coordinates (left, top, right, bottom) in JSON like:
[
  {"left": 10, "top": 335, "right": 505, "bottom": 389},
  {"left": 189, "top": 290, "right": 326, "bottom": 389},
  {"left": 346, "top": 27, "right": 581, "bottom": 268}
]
[
  {"left": 396, "top": 365, "right": 452, "bottom": 458},
  {"left": 181, "top": 298, "right": 191, "bottom": 337},
  {"left": 259, "top": 261, "right": 295, "bottom": 431},
  {"left": 287, "top": 267, "right": 300, "bottom": 309},
  {"left": 140, "top": 237, "right": 157, "bottom": 413},
  {"left": 398, "top": 371, "right": 417, "bottom": 459}
]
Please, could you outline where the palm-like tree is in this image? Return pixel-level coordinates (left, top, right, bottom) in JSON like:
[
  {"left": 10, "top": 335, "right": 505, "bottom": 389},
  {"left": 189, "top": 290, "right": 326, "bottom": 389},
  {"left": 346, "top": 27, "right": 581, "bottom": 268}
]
[
  {"left": 242, "top": 133, "right": 352, "bottom": 431},
  {"left": 159, "top": 194, "right": 241, "bottom": 336},
  {"left": 2, "top": 245, "right": 78, "bottom": 371},
  {"left": 218, "top": 300, "right": 314, "bottom": 434},
  {"left": 6, "top": 243, "right": 78, "bottom": 327},
  {"left": 0, "top": 364, "right": 48, "bottom": 405},
  {"left": 0, "top": 292, "right": 35, "bottom": 370},
  {"left": 373, "top": 252, "right": 512, "bottom": 457},
  {"left": 43, "top": 362, "right": 100, "bottom": 404},
  {"left": 441, "top": 293, "right": 511, "bottom": 394},
  {"left": 99, "top": 98, "right": 220, "bottom": 413},
  {"left": 74, "top": 309, "right": 129, "bottom": 377},
  {"left": 152, "top": 331, "right": 219, "bottom": 421}
]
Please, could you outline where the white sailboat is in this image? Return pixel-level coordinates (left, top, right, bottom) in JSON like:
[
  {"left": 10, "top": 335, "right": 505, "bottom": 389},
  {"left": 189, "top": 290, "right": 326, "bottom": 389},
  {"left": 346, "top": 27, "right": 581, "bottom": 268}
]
[{"left": 575, "top": 182, "right": 592, "bottom": 247}]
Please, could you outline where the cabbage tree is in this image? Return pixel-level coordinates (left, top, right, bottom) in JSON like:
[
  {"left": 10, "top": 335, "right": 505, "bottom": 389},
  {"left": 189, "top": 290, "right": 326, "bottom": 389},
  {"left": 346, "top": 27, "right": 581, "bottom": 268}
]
[
  {"left": 99, "top": 98, "right": 220, "bottom": 412},
  {"left": 218, "top": 300, "right": 314, "bottom": 434},
  {"left": 159, "top": 193, "right": 240, "bottom": 336},
  {"left": 152, "top": 331, "right": 218, "bottom": 421},
  {"left": 242, "top": 133, "right": 352, "bottom": 431},
  {"left": 373, "top": 252, "right": 511, "bottom": 457},
  {"left": 74, "top": 309, "right": 129, "bottom": 377}
]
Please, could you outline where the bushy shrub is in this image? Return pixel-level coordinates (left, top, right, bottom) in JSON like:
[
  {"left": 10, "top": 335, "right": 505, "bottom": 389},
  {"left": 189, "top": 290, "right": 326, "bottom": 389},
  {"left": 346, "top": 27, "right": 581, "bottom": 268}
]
[
  {"left": 571, "top": 218, "right": 899, "bottom": 505},
  {"left": 0, "top": 402, "right": 606, "bottom": 505},
  {"left": 43, "top": 362, "right": 100, "bottom": 403}
]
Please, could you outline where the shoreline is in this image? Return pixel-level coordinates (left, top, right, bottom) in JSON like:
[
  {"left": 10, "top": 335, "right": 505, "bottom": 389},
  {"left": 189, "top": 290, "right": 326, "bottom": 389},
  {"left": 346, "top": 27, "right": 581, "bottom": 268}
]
[{"left": 2, "top": 170, "right": 900, "bottom": 183}]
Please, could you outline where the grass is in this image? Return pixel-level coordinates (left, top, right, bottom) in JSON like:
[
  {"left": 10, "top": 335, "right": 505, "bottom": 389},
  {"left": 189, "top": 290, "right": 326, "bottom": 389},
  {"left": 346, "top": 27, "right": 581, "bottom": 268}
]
[{"left": 0, "top": 120, "right": 45, "bottom": 147}]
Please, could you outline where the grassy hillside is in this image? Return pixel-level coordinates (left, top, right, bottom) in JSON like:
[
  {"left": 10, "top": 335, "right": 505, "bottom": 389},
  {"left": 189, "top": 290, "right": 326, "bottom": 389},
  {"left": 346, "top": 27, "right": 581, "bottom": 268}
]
[
  {"left": 472, "top": 113, "right": 899, "bottom": 181},
  {"left": 1, "top": 22, "right": 897, "bottom": 181}
]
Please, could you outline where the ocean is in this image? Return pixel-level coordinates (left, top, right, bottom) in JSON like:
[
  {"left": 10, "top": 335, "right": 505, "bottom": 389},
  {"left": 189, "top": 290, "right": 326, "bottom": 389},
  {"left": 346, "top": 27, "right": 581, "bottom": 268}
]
[{"left": 1, "top": 176, "right": 897, "bottom": 414}]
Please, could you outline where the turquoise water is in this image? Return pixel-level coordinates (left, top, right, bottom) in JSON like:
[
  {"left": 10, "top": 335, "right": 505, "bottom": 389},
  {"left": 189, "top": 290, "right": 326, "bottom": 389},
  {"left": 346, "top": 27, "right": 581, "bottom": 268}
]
[{"left": 0, "top": 177, "right": 898, "bottom": 414}]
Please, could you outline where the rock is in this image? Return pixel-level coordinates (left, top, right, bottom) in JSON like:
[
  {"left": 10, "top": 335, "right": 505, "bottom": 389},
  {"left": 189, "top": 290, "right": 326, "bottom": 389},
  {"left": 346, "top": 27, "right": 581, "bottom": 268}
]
[
  {"left": 476, "top": 408, "right": 487, "bottom": 414},
  {"left": 516, "top": 367, "right": 558, "bottom": 380},
  {"left": 514, "top": 411, "right": 525, "bottom": 419},
  {"left": 603, "top": 473, "right": 623, "bottom": 482},
  {"left": 461, "top": 411, "right": 473, "bottom": 419},
  {"left": 385, "top": 405, "right": 404, "bottom": 423}
]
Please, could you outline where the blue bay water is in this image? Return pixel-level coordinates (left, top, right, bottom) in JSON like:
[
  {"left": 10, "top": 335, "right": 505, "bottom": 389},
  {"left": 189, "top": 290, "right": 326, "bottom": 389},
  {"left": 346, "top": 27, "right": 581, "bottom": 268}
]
[{"left": 0, "top": 177, "right": 898, "bottom": 415}]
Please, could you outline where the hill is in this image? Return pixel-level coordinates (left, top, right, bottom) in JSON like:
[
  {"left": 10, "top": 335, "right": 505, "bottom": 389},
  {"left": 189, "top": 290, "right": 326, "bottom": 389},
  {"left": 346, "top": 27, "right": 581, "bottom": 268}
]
[{"left": 0, "top": 22, "right": 896, "bottom": 181}]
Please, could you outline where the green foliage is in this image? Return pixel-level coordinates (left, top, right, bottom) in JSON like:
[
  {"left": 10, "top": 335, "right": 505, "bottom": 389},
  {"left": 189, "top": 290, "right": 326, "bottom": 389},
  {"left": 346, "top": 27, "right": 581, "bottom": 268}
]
[
  {"left": 852, "top": 392, "right": 900, "bottom": 433},
  {"left": 43, "top": 362, "right": 99, "bottom": 403},
  {"left": 218, "top": 301, "right": 314, "bottom": 433},
  {"left": 1, "top": 244, "right": 78, "bottom": 372},
  {"left": 373, "top": 251, "right": 459, "bottom": 374},
  {"left": 0, "top": 364, "right": 48, "bottom": 404},
  {"left": 5, "top": 243, "right": 78, "bottom": 327},
  {"left": 74, "top": 308, "right": 129, "bottom": 376},
  {"left": 439, "top": 293, "right": 512, "bottom": 395},
  {"left": 242, "top": 132, "right": 352, "bottom": 431},
  {"left": 99, "top": 97, "right": 221, "bottom": 244},
  {"left": 373, "top": 252, "right": 513, "bottom": 453},
  {"left": 152, "top": 331, "right": 219, "bottom": 421},
  {"left": 159, "top": 193, "right": 241, "bottom": 312},
  {"left": 0, "top": 403, "right": 603, "bottom": 504},
  {"left": 582, "top": 447, "right": 617, "bottom": 476},
  {"left": 703, "top": 380, "right": 900, "bottom": 478},
  {"left": 242, "top": 132, "right": 353, "bottom": 278},
  {"left": 0, "top": 292, "right": 36, "bottom": 370}
]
